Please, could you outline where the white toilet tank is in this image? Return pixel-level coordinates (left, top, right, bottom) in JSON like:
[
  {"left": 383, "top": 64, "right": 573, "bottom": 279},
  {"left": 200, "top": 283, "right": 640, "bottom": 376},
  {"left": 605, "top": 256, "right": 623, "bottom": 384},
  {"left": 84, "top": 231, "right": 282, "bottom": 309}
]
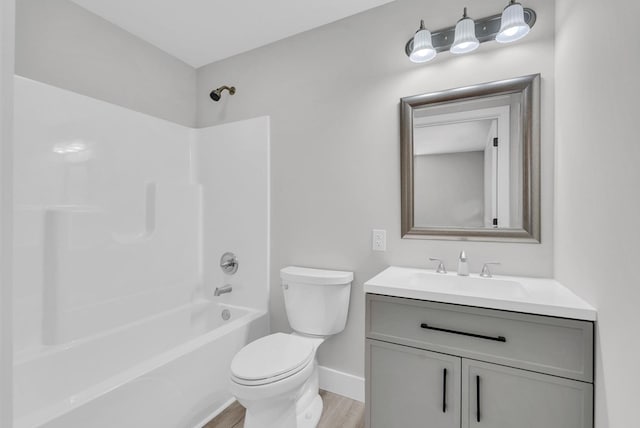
[{"left": 280, "top": 266, "right": 353, "bottom": 336}]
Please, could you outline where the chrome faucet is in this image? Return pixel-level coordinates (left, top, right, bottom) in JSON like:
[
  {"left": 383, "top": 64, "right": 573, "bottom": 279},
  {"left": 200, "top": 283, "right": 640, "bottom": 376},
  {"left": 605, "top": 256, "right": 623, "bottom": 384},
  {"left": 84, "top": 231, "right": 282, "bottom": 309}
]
[
  {"left": 214, "top": 284, "right": 233, "bottom": 296},
  {"left": 429, "top": 257, "right": 447, "bottom": 274},
  {"left": 480, "top": 262, "right": 501, "bottom": 278}
]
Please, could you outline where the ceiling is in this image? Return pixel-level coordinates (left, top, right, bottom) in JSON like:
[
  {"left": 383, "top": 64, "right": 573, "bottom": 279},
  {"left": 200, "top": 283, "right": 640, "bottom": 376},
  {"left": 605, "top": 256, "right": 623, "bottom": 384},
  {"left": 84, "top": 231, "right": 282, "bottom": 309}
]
[
  {"left": 70, "top": 0, "right": 394, "bottom": 68},
  {"left": 414, "top": 120, "right": 495, "bottom": 156}
]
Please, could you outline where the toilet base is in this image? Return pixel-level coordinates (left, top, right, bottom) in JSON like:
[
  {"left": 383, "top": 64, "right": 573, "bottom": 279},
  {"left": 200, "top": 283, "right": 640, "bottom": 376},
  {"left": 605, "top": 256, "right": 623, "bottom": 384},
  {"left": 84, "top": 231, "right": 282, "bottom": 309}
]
[
  {"left": 242, "top": 392, "right": 323, "bottom": 428},
  {"left": 296, "top": 394, "right": 323, "bottom": 428},
  {"left": 234, "top": 362, "right": 324, "bottom": 428}
]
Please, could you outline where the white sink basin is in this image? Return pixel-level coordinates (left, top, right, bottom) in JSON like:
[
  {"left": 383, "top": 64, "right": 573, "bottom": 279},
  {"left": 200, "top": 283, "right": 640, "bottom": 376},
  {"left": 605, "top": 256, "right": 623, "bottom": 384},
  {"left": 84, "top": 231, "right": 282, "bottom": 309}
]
[
  {"left": 364, "top": 266, "right": 597, "bottom": 320},
  {"left": 408, "top": 272, "right": 527, "bottom": 298}
]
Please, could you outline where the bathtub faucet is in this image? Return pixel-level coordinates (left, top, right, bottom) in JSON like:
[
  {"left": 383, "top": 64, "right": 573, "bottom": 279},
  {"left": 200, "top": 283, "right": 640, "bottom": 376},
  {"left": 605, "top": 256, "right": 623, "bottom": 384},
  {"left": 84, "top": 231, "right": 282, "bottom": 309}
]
[{"left": 214, "top": 284, "right": 233, "bottom": 296}]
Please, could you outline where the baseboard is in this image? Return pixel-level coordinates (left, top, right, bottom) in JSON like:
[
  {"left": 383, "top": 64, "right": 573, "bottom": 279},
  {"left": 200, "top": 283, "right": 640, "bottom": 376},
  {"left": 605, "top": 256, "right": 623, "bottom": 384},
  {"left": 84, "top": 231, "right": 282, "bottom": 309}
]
[{"left": 318, "top": 365, "right": 364, "bottom": 403}]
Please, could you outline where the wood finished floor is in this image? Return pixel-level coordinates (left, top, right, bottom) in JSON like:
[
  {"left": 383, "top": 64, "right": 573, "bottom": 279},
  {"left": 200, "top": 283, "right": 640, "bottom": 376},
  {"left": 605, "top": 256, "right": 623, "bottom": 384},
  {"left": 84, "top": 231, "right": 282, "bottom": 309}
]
[{"left": 203, "top": 390, "right": 364, "bottom": 428}]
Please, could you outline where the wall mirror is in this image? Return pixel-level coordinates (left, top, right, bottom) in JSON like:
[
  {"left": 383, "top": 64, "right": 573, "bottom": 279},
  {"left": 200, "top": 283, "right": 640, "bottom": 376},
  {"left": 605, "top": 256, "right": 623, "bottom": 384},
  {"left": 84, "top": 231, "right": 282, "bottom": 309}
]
[{"left": 400, "top": 74, "right": 540, "bottom": 242}]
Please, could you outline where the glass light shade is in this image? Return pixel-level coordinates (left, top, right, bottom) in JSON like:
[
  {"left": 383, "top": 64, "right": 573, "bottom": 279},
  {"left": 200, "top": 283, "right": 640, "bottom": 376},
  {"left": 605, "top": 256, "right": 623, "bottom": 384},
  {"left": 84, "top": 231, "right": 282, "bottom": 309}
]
[
  {"left": 496, "top": 2, "right": 530, "bottom": 43},
  {"left": 450, "top": 17, "right": 479, "bottom": 54},
  {"left": 410, "top": 28, "right": 437, "bottom": 63}
]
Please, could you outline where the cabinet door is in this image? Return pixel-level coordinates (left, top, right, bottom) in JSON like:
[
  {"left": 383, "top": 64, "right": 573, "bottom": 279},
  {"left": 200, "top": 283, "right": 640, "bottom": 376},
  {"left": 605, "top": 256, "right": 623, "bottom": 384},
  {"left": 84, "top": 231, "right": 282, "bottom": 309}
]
[
  {"left": 462, "top": 359, "right": 593, "bottom": 428},
  {"left": 366, "top": 339, "right": 461, "bottom": 428}
]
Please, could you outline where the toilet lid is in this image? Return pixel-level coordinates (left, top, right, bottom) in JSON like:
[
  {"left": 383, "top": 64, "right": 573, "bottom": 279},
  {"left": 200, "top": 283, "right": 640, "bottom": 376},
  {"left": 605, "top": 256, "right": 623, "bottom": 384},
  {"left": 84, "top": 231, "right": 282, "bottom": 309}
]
[{"left": 231, "top": 333, "right": 314, "bottom": 383}]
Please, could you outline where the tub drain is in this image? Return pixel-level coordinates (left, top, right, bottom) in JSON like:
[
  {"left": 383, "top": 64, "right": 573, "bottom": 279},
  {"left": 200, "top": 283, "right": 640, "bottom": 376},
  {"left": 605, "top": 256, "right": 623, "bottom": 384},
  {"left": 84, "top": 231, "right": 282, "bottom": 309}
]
[{"left": 221, "top": 309, "right": 231, "bottom": 321}]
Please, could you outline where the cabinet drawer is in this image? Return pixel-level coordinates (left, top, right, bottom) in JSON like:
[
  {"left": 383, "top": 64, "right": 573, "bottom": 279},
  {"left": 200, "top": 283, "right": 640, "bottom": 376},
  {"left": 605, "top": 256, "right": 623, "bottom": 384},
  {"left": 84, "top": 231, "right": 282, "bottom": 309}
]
[{"left": 366, "top": 294, "right": 593, "bottom": 382}]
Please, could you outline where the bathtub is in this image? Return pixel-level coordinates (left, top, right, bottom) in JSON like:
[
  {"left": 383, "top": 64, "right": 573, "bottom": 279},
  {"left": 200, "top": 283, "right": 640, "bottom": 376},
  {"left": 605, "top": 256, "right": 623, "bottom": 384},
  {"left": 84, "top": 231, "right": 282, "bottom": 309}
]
[{"left": 14, "top": 299, "right": 268, "bottom": 428}]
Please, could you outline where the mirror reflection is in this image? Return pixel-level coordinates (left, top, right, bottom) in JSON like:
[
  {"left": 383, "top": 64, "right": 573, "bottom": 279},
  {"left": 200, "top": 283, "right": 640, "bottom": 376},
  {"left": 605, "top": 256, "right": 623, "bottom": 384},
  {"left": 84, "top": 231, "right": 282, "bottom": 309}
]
[
  {"left": 401, "top": 75, "right": 540, "bottom": 242},
  {"left": 413, "top": 95, "right": 521, "bottom": 229}
]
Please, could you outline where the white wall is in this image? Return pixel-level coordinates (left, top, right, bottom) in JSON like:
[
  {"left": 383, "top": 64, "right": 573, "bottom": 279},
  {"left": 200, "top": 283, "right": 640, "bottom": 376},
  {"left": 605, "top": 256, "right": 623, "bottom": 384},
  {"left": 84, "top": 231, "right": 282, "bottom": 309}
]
[
  {"left": 15, "top": 0, "right": 197, "bottom": 127},
  {"left": 195, "top": 117, "right": 270, "bottom": 313},
  {"left": 196, "top": 0, "right": 556, "bottom": 379},
  {"left": 555, "top": 1, "right": 640, "bottom": 427},
  {"left": 0, "top": 0, "right": 14, "bottom": 425}
]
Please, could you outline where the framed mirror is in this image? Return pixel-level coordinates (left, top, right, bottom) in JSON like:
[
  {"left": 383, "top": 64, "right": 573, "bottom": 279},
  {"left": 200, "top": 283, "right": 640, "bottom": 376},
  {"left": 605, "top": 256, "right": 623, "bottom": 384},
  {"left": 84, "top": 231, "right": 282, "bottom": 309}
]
[{"left": 400, "top": 74, "right": 540, "bottom": 242}]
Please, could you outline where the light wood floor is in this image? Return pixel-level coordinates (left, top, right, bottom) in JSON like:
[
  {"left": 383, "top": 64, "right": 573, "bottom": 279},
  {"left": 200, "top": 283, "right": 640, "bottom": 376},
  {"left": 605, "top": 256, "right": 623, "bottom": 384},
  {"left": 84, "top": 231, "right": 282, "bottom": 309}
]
[{"left": 204, "top": 390, "right": 364, "bottom": 428}]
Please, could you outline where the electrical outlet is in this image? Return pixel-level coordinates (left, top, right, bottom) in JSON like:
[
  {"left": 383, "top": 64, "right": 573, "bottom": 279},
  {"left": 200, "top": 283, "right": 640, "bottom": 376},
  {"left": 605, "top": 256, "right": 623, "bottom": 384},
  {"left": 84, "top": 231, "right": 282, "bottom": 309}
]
[{"left": 372, "top": 229, "right": 387, "bottom": 251}]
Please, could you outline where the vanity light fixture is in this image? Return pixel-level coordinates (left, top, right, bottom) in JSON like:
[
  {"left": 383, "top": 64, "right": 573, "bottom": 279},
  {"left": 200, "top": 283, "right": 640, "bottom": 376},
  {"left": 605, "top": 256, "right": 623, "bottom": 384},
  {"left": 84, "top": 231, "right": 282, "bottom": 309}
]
[
  {"left": 404, "top": 2, "right": 536, "bottom": 62},
  {"left": 450, "top": 8, "right": 479, "bottom": 54},
  {"left": 409, "top": 20, "right": 437, "bottom": 63}
]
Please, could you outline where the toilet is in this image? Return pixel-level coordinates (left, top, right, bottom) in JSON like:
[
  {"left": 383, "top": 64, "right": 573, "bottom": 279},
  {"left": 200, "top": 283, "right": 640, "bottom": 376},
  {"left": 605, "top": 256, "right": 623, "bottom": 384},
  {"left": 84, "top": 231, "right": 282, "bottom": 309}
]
[{"left": 229, "top": 266, "right": 353, "bottom": 428}]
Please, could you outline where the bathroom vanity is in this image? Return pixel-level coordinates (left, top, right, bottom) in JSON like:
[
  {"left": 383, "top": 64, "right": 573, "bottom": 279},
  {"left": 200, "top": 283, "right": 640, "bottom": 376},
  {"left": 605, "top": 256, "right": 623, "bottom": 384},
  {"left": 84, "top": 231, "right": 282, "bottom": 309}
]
[{"left": 364, "top": 267, "right": 596, "bottom": 428}]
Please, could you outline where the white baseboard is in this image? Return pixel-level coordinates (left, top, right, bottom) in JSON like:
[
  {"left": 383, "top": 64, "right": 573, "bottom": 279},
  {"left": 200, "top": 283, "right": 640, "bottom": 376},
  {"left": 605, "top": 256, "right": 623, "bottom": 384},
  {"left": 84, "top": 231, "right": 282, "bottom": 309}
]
[{"left": 318, "top": 365, "right": 364, "bottom": 403}]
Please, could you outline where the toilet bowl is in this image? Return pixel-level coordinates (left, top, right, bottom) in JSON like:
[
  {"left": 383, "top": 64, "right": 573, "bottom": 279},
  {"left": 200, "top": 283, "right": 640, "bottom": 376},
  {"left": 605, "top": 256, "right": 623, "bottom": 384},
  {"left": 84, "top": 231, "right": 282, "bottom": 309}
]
[
  {"left": 230, "top": 333, "right": 324, "bottom": 428},
  {"left": 229, "top": 266, "right": 353, "bottom": 428}
]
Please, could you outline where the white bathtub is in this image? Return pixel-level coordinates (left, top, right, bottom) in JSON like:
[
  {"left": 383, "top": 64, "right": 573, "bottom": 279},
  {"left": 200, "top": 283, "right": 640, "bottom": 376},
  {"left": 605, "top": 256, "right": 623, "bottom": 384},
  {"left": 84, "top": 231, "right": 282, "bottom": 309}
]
[{"left": 14, "top": 299, "right": 268, "bottom": 428}]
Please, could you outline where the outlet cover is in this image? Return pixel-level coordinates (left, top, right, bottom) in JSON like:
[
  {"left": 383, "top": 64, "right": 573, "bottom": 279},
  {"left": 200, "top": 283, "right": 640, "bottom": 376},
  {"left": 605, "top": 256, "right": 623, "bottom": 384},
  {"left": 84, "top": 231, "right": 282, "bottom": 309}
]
[{"left": 372, "top": 229, "right": 387, "bottom": 251}]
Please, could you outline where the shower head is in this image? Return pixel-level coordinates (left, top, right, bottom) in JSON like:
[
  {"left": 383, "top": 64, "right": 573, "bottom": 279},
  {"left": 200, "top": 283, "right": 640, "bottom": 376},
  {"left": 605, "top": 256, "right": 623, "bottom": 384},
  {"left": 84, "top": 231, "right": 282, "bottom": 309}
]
[{"left": 210, "top": 85, "right": 236, "bottom": 102}]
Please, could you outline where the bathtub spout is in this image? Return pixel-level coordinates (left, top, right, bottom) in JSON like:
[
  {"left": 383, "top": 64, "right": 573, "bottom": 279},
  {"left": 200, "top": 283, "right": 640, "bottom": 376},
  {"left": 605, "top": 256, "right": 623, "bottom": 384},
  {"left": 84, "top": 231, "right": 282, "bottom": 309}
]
[{"left": 214, "top": 284, "right": 233, "bottom": 296}]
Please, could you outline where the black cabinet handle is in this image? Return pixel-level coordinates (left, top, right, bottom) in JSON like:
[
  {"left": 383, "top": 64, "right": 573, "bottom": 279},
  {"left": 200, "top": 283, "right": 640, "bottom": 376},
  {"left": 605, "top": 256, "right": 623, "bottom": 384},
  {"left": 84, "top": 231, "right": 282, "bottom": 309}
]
[
  {"left": 476, "top": 375, "right": 481, "bottom": 423},
  {"left": 420, "top": 323, "right": 506, "bottom": 343},
  {"left": 442, "top": 368, "right": 447, "bottom": 413}
]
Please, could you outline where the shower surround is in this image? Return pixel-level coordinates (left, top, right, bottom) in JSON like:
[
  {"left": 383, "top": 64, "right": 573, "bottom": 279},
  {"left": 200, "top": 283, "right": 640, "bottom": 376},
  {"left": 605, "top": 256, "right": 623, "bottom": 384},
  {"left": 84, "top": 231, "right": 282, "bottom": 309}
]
[{"left": 12, "top": 76, "right": 270, "bottom": 428}]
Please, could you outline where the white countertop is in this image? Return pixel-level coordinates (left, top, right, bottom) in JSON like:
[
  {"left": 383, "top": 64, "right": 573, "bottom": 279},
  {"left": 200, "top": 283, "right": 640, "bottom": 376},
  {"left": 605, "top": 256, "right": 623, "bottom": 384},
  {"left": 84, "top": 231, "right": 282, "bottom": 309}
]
[{"left": 364, "top": 266, "right": 597, "bottom": 321}]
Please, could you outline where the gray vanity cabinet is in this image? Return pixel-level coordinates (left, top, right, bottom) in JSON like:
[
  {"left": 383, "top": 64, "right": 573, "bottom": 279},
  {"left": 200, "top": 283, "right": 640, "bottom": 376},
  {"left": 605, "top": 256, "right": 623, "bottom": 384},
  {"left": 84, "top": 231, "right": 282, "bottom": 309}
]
[
  {"left": 366, "top": 339, "right": 461, "bottom": 428},
  {"left": 462, "top": 360, "right": 593, "bottom": 428},
  {"left": 365, "top": 294, "right": 594, "bottom": 428}
]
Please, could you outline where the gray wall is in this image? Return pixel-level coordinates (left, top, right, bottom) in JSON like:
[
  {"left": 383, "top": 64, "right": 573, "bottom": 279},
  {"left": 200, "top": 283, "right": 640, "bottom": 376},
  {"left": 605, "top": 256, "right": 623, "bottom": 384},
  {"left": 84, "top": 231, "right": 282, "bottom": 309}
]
[
  {"left": 15, "top": 0, "right": 197, "bottom": 127},
  {"left": 196, "top": 0, "right": 555, "bottom": 377},
  {"left": 414, "top": 151, "right": 484, "bottom": 227},
  {"left": 1, "top": 0, "right": 14, "bottom": 424},
  {"left": 555, "top": 0, "right": 640, "bottom": 426}
]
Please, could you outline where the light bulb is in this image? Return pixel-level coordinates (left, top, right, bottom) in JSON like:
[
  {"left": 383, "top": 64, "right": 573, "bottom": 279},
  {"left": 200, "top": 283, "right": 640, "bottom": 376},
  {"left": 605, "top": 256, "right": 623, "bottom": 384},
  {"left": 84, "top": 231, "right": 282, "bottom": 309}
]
[
  {"left": 451, "top": 8, "right": 479, "bottom": 54},
  {"left": 409, "top": 21, "right": 437, "bottom": 63},
  {"left": 496, "top": 1, "right": 530, "bottom": 43}
]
